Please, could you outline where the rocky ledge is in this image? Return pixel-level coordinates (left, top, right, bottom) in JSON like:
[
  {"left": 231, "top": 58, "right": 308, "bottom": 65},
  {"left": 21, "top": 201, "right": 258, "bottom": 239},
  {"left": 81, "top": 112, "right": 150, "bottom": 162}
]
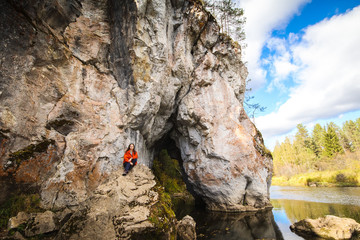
[
  {"left": 6, "top": 165, "right": 195, "bottom": 239},
  {"left": 290, "top": 215, "right": 360, "bottom": 240}
]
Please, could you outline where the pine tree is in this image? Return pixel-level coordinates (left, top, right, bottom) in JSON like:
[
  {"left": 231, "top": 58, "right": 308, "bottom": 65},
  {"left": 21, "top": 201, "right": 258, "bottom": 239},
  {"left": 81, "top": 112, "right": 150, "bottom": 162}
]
[
  {"left": 311, "top": 123, "right": 325, "bottom": 157},
  {"left": 341, "top": 119, "right": 360, "bottom": 151},
  {"left": 293, "top": 124, "right": 316, "bottom": 168},
  {"left": 295, "top": 124, "right": 310, "bottom": 148},
  {"left": 204, "top": 0, "right": 246, "bottom": 43},
  {"left": 324, "top": 123, "right": 344, "bottom": 157},
  {"left": 272, "top": 118, "right": 360, "bottom": 177}
]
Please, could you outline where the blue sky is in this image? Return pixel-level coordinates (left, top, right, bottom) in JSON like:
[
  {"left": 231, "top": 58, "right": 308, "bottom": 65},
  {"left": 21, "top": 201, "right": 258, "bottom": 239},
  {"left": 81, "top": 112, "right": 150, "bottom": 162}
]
[{"left": 237, "top": 0, "right": 360, "bottom": 149}]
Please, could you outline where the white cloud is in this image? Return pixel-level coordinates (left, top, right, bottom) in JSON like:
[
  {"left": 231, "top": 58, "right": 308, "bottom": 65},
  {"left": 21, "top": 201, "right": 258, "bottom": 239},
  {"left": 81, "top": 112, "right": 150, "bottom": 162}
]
[
  {"left": 264, "top": 37, "right": 299, "bottom": 92},
  {"left": 237, "top": 0, "right": 310, "bottom": 89},
  {"left": 256, "top": 6, "right": 360, "bottom": 144}
]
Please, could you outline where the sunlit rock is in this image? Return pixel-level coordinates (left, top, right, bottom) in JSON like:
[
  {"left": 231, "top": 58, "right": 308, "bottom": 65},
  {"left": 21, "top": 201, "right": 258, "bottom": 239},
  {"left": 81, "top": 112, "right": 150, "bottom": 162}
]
[
  {"left": 0, "top": 0, "right": 272, "bottom": 218},
  {"left": 290, "top": 215, "right": 360, "bottom": 240},
  {"left": 176, "top": 215, "right": 197, "bottom": 240}
]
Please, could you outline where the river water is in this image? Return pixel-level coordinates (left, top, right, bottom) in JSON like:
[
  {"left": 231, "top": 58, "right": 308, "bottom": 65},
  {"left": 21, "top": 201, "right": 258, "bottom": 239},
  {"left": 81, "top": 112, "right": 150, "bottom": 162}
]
[{"left": 178, "top": 186, "right": 360, "bottom": 239}]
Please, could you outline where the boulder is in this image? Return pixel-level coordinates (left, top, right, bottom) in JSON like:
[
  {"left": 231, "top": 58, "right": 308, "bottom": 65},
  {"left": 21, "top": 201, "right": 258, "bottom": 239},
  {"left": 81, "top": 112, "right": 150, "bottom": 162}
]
[
  {"left": 176, "top": 215, "right": 197, "bottom": 240},
  {"left": 290, "top": 215, "right": 360, "bottom": 240},
  {"left": 8, "top": 209, "right": 73, "bottom": 237},
  {"left": 25, "top": 211, "right": 57, "bottom": 237},
  {"left": 11, "top": 231, "right": 26, "bottom": 240},
  {"left": 8, "top": 212, "right": 32, "bottom": 230}
]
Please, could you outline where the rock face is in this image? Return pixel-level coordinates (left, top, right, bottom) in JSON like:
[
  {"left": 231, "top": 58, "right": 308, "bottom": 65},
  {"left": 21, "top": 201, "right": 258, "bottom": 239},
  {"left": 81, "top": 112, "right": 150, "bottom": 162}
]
[
  {"left": 176, "top": 215, "right": 197, "bottom": 240},
  {"left": 290, "top": 215, "right": 360, "bottom": 240},
  {"left": 0, "top": 0, "right": 272, "bottom": 214}
]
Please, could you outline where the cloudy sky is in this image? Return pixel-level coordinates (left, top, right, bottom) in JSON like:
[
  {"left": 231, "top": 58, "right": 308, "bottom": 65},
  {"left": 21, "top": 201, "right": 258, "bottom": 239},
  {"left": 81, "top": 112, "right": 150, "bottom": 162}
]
[{"left": 237, "top": 0, "right": 360, "bottom": 149}]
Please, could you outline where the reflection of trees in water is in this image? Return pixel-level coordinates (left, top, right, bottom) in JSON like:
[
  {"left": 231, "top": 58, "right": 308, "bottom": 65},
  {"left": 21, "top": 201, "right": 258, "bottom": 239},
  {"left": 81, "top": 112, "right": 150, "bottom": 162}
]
[
  {"left": 192, "top": 210, "right": 284, "bottom": 240},
  {"left": 272, "top": 199, "right": 360, "bottom": 223}
]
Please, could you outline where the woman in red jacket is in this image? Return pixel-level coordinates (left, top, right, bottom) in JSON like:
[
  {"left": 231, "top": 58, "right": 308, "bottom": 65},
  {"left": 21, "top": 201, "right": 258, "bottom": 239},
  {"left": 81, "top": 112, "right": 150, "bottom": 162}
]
[{"left": 123, "top": 143, "right": 138, "bottom": 176}]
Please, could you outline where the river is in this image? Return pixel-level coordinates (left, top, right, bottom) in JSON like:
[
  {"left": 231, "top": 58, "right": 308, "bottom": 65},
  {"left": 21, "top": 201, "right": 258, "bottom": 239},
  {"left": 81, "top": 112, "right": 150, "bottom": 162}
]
[{"left": 177, "top": 186, "right": 360, "bottom": 239}]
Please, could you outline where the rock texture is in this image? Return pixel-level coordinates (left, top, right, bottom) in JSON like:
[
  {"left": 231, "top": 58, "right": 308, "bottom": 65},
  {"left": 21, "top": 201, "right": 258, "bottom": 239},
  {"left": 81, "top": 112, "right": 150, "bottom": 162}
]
[
  {"left": 290, "top": 215, "right": 360, "bottom": 240},
  {"left": 0, "top": 0, "right": 272, "bottom": 215},
  {"left": 8, "top": 165, "right": 165, "bottom": 239},
  {"left": 176, "top": 215, "right": 197, "bottom": 240},
  {"left": 56, "top": 165, "right": 160, "bottom": 240}
]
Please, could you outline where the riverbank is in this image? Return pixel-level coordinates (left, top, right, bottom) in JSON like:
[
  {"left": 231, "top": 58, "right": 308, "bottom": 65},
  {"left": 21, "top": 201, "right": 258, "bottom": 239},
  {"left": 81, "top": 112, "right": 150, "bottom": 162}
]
[{"left": 272, "top": 169, "right": 360, "bottom": 187}]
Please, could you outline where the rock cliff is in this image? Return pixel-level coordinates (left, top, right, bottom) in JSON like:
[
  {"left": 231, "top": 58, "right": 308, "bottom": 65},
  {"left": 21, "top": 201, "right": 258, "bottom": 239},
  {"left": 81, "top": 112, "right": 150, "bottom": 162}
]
[{"left": 0, "top": 0, "right": 272, "bottom": 218}]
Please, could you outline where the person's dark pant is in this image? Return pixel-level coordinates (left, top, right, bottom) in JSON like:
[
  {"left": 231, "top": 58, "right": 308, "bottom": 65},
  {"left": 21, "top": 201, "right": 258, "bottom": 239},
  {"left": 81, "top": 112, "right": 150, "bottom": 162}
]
[{"left": 123, "top": 159, "right": 137, "bottom": 172}]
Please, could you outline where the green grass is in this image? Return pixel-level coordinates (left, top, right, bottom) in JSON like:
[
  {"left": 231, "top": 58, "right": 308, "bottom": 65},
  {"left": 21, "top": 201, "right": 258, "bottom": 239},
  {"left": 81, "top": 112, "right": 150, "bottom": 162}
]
[{"left": 272, "top": 169, "right": 360, "bottom": 187}]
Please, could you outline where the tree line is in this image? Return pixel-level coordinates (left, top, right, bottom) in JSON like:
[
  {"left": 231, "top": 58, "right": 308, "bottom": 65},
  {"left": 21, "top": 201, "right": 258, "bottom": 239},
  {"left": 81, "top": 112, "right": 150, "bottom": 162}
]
[{"left": 273, "top": 118, "right": 360, "bottom": 177}]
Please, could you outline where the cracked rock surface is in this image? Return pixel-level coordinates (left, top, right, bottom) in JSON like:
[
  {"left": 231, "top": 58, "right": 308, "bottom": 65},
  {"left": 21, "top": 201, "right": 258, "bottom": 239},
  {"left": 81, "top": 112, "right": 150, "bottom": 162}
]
[
  {"left": 0, "top": 0, "right": 272, "bottom": 215},
  {"left": 56, "top": 165, "right": 158, "bottom": 240},
  {"left": 7, "top": 165, "right": 161, "bottom": 239}
]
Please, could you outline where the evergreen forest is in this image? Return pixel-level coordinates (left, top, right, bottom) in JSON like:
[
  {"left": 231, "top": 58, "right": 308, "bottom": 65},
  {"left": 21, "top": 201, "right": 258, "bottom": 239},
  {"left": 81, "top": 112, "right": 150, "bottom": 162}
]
[{"left": 272, "top": 118, "right": 360, "bottom": 186}]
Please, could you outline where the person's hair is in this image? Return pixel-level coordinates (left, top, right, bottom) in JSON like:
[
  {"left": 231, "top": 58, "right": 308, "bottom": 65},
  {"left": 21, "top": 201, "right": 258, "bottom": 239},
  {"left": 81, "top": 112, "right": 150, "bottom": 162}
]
[{"left": 126, "top": 143, "right": 136, "bottom": 153}]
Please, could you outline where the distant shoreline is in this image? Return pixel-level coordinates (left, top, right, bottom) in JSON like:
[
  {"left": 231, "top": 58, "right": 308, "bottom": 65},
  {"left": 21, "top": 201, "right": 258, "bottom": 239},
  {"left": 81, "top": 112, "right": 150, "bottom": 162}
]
[{"left": 272, "top": 169, "right": 360, "bottom": 187}]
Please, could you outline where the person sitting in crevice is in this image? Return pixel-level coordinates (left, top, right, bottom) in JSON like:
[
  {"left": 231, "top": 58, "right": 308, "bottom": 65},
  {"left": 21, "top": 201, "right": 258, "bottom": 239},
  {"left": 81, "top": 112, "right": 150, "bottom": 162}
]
[{"left": 123, "top": 143, "right": 138, "bottom": 176}]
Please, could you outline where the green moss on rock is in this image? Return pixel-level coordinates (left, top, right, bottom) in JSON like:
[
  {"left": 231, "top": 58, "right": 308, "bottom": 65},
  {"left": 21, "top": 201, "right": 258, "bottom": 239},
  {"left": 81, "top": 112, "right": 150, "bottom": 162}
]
[
  {"left": 0, "top": 193, "right": 43, "bottom": 230},
  {"left": 8, "top": 140, "right": 54, "bottom": 166},
  {"left": 148, "top": 185, "right": 176, "bottom": 230},
  {"left": 149, "top": 148, "right": 196, "bottom": 238},
  {"left": 152, "top": 150, "right": 187, "bottom": 195},
  {"left": 254, "top": 129, "right": 273, "bottom": 159}
]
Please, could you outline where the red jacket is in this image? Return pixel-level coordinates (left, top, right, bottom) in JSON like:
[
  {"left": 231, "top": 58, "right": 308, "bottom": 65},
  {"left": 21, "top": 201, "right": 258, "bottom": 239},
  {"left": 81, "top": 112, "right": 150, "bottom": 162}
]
[{"left": 123, "top": 150, "right": 138, "bottom": 165}]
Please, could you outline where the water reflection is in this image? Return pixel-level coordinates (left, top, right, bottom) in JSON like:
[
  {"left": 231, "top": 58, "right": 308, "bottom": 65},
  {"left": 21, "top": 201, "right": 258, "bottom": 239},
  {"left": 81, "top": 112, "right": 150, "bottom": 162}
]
[
  {"left": 173, "top": 186, "right": 360, "bottom": 240},
  {"left": 271, "top": 199, "right": 360, "bottom": 239},
  {"left": 191, "top": 210, "right": 284, "bottom": 240},
  {"left": 272, "top": 199, "right": 360, "bottom": 224},
  {"left": 271, "top": 186, "right": 360, "bottom": 240},
  {"left": 270, "top": 186, "right": 360, "bottom": 206}
]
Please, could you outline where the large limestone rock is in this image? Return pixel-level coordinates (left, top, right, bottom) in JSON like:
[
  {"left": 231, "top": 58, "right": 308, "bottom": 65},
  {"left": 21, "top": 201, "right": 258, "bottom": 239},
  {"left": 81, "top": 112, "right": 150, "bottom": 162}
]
[
  {"left": 0, "top": 0, "right": 272, "bottom": 214},
  {"left": 290, "top": 215, "right": 360, "bottom": 240}
]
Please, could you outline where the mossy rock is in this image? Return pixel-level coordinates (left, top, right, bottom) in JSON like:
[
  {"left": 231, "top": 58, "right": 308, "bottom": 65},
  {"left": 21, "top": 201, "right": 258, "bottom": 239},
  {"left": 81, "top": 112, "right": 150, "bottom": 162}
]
[
  {"left": 152, "top": 149, "right": 187, "bottom": 195},
  {"left": 254, "top": 129, "right": 272, "bottom": 158},
  {"left": 149, "top": 149, "right": 196, "bottom": 238},
  {"left": 7, "top": 139, "right": 54, "bottom": 167},
  {"left": 148, "top": 185, "right": 176, "bottom": 229},
  {"left": 0, "top": 193, "right": 43, "bottom": 230}
]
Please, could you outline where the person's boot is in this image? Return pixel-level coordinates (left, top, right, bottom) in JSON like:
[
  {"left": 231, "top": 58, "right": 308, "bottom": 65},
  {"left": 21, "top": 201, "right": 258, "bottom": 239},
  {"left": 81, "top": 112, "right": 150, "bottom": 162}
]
[{"left": 122, "top": 170, "right": 128, "bottom": 176}]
